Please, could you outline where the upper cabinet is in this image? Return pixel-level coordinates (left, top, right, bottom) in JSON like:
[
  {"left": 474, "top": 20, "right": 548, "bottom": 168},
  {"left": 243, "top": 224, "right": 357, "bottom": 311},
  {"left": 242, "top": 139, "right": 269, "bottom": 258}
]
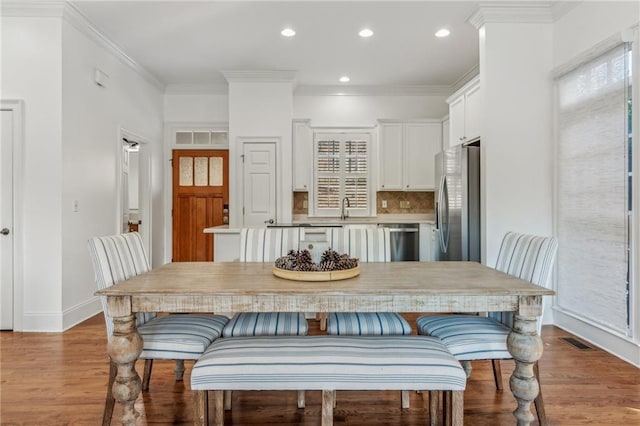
[
  {"left": 378, "top": 120, "right": 442, "bottom": 191},
  {"left": 446, "top": 76, "right": 480, "bottom": 148},
  {"left": 292, "top": 119, "right": 313, "bottom": 191}
]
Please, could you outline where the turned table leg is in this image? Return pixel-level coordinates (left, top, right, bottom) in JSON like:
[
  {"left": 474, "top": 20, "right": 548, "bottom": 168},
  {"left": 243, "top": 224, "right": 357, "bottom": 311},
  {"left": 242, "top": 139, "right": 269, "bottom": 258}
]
[
  {"left": 108, "top": 310, "right": 143, "bottom": 425},
  {"left": 508, "top": 312, "right": 543, "bottom": 426}
]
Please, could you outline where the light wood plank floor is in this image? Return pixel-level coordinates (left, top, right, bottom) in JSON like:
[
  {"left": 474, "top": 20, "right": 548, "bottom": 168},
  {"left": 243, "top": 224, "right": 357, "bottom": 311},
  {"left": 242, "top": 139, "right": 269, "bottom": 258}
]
[{"left": 1, "top": 313, "right": 638, "bottom": 425}]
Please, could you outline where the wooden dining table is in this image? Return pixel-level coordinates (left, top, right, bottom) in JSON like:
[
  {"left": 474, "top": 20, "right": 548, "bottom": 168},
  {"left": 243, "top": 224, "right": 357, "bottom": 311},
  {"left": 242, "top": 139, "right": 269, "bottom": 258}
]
[{"left": 96, "top": 261, "right": 554, "bottom": 426}]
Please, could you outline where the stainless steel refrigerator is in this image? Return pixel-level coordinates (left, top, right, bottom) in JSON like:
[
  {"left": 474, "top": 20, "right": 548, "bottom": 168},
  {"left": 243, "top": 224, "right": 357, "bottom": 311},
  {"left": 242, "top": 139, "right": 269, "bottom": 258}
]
[{"left": 434, "top": 144, "right": 481, "bottom": 261}]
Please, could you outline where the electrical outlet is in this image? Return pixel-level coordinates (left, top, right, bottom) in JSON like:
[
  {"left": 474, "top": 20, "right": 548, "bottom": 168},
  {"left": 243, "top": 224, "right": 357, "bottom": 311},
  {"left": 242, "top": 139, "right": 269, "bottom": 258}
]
[
  {"left": 400, "top": 200, "right": 410, "bottom": 209},
  {"left": 381, "top": 200, "right": 387, "bottom": 208},
  {"left": 303, "top": 200, "right": 308, "bottom": 209}
]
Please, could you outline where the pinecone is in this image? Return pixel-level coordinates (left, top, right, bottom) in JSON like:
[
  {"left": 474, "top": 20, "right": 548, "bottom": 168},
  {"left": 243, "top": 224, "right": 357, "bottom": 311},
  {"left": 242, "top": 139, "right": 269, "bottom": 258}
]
[{"left": 275, "top": 248, "right": 357, "bottom": 272}]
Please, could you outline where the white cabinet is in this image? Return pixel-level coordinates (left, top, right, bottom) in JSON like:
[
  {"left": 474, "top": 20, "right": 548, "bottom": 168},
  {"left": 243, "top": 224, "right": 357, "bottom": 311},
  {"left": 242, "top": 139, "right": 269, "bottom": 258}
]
[
  {"left": 292, "top": 119, "right": 312, "bottom": 191},
  {"left": 446, "top": 76, "right": 480, "bottom": 148},
  {"left": 419, "top": 222, "right": 437, "bottom": 262},
  {"left": 378, "top": 123, "right": 404, "bottom": 190},
  {"left": 378, "top": 120, "right": 442, "bottom": 191}
]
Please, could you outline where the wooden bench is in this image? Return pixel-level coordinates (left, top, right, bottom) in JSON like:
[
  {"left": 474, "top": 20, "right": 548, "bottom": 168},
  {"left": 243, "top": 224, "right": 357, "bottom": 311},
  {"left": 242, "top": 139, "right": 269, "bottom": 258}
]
[{"left": 191, "top": 335, "right": 466, "bottom": 426}]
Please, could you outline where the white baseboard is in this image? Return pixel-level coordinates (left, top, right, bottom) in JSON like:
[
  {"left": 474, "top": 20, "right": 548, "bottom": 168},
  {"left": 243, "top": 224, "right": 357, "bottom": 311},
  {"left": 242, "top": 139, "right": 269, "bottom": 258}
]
[
  {"left": 22, "top": 311, "right": 63, "bottom": 332},
  {"left": 553, "top": 306, "right": 640, "bottom": 367},
  {"left": 63, "top": 297, "right": 102, "bottom": 331},
  {"left": 21, "top": 298, "right": 102, "bottom": 332}
]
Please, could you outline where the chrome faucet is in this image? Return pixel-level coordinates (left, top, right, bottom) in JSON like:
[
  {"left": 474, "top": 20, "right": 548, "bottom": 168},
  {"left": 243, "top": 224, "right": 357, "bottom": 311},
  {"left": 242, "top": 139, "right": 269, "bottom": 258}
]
[{"left": 341, "top": 197, "right": 350, "bottom": 220}]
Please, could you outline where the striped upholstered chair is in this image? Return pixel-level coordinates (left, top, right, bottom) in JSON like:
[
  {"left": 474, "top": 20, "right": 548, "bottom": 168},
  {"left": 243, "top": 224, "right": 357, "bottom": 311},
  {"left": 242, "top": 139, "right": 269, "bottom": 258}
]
[
  {"left": 223, "top": 227, "right": 308, "bottom": 409},
  {"left": 88, "top": 232, "right": 229, "bottom": 426},
  {"left": 324, "top": 226, "right": 414, "bottom": 408},
  {"left": 417, "top": 231, "right": 558, "bottom": 425},
  {"left": 325, "top": 227, "right": 410, "bottom": 336}
]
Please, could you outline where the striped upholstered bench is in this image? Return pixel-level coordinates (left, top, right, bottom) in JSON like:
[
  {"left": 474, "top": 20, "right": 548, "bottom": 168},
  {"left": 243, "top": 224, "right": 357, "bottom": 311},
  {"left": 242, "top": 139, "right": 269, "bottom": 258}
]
[{"left": 191, "top": 336, "right": 466, "bottom": 426}]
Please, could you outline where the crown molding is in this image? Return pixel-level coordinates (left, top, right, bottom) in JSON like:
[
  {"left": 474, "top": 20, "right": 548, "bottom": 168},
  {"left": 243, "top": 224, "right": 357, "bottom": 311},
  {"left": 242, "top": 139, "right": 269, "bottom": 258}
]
[
  {"left": 468, "top": 1, "right": 555, "bottom": 29},
  {"left": 165, "top": 84, "right": 229, "bottom": 95},
  {"left": 0, "top": 0, "right": 65, "bottom": 17},
  {"left": 450, "top": 64, "right": 480, "bottom": 93},
  {"left": 221, "top": 70, "right": 298, "bottom": 84},
  {"left": 294, "top": 84, "right": 453, "bottom": 97},
  {"left": 2, "top": 1, "right": 165, "bottom": 92}
]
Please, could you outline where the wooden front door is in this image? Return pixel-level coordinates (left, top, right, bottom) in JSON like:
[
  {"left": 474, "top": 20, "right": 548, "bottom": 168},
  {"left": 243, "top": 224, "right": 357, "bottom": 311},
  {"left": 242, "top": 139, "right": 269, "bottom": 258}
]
[{"left": 172, "top": 149, "right": 229, "bottom": 261}]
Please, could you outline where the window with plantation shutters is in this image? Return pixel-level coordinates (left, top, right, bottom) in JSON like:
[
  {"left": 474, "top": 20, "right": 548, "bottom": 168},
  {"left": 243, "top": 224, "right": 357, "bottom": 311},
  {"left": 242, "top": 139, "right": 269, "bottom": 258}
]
[{"left": 313, "top": 132, "right": 372, "bottom": 217}]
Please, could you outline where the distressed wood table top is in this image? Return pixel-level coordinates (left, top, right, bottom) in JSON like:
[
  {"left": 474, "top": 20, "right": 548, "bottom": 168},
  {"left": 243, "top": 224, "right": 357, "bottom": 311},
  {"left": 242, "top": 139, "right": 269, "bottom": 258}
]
[{"left": 96, "top": 261, "right": 555, "bottom": 296}]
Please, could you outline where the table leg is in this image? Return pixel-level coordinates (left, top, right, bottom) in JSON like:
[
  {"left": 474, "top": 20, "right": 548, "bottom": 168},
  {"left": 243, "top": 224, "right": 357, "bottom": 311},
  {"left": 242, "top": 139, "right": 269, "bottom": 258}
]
[
  {"left": 108, "top": 313, "right": 144, "bottom": 425},
  {"left": 508, "top": 314, "right": 543, "bottom": 426}
]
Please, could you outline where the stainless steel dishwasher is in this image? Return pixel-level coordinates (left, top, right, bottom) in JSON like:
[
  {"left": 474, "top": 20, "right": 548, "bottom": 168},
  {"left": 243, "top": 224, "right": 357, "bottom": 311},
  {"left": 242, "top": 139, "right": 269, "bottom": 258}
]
[{"left": 378, "top": 224, "right": 420, "bottom": 261}]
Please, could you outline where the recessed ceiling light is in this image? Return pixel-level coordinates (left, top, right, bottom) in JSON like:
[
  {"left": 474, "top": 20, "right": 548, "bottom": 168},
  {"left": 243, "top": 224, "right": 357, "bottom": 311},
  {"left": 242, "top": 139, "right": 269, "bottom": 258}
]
[
  {"left": 435, "top": 28, "right": 450, "bottom": 38},
  {"left": 281, "top": 28, "right": 296, "bottom": 37},
  {"left": 359, "top": 28, "right": 374, "bottom": 38},
  {"left": 339, "top": 76, "right": 350, "bottom": 83}
]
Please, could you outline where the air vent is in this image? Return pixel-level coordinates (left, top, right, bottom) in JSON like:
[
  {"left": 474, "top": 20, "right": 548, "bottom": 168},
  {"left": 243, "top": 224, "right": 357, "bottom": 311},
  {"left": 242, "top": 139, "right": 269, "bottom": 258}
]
[{"left": 560, "top": 337, "right": 593, "bottom": 350}]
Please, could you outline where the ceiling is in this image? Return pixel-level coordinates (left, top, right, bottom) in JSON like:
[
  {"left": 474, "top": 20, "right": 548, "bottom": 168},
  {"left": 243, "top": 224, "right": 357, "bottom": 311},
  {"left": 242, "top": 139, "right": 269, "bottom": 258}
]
[{"left": 72, "top": 1, "right": 482, "bottom": 90}]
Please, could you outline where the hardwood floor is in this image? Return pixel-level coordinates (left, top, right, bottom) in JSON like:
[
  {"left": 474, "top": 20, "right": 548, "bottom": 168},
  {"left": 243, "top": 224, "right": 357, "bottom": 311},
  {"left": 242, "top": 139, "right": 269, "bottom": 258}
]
[{"left": 1, "top": 313, "right": 638, "bottom": 425}]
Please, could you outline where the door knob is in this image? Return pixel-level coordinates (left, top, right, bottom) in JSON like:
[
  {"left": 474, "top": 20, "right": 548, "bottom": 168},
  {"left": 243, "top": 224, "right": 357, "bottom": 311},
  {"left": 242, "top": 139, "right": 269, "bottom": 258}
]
[
  {"left": 1, "top": 228, "right": 9, "bottom": 235},
  {"left": 264, "top": 219, "right": 275, "bottom": 224}
]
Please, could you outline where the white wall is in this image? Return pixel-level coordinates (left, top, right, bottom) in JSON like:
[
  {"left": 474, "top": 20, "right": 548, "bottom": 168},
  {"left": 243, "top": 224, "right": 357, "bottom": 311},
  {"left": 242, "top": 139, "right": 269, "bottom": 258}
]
[
  {"left": 1, "top": 12, "right": 164, "bottom": 331},
  {"left": 164, "top": 93, "right": 228, "bottom": 122},
  {"left": 60, "top": 20, "right": 164, "bottom": 330},
  {"left": 480, "top": 23, "right": 554, "bottom": 269},
  {"left": 553, "top": 1, "right": 639, "bottom": 68},
  {"left": 1, "top": 17, "right": 64, "bottom": 331},
  {"left": 227, "top": 81, "right": 294, "bottom": 227},
  {"left": 293, "top": 94, "right": 448, "bottom": 127}
]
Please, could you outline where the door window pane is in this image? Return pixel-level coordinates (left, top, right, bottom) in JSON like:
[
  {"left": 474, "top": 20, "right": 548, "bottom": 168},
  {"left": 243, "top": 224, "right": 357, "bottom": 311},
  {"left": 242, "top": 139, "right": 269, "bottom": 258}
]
[
  {"left": 179, "top": 157, "right": 193, "bottom": 186},
  {"left": 210, "top": 157, "right": 223, "bottom": 186},
  {"left": 194, "top": 157, "right": 208, "bottom": 186}
]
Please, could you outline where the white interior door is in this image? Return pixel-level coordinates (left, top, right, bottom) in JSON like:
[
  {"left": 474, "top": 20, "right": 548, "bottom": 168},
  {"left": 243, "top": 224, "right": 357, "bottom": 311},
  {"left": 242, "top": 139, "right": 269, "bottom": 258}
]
[
  {"left": 243, "top": 142, "right": 276, "bottom": 227},
  {"left": 1, "top": 109, "right": 14, "bottom": 330}
]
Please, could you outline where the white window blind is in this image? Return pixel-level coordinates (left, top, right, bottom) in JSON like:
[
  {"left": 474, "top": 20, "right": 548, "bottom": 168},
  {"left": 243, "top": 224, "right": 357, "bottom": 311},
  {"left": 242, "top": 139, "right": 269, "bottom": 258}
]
[
  {"left": 313, "top": 133, "right": 371, "bottom": 216},
  {"left": 555, "top": 43, "right": 632, "bottom": 335}
]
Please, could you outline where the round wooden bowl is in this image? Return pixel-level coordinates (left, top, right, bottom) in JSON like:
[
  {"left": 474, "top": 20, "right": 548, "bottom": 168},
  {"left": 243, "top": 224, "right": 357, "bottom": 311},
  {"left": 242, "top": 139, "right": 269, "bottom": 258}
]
[{"left": 272, "top": 266, "right": 360, "bottom": 282}]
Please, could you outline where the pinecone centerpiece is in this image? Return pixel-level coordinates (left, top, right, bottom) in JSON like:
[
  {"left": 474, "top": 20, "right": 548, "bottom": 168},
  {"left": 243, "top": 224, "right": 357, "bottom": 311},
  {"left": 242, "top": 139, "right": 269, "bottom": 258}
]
[{"left": 273, "top": 249, "right": 359, "bottom": 281}]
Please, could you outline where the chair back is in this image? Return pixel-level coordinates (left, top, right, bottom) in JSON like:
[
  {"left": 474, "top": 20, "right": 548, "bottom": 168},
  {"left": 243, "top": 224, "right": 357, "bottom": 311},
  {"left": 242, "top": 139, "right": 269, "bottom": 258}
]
[
  {"left": 490, "top": 232, "right": 558, "bottom": 331},
  {"left": 88, "top": 232, "right": 155, "bottom": 339},
  {"left": 327, "top": 227, "right": 391, "bottom": 262},
  {"left": 240, "top": 227, "right": 301, "bottom": 262}
]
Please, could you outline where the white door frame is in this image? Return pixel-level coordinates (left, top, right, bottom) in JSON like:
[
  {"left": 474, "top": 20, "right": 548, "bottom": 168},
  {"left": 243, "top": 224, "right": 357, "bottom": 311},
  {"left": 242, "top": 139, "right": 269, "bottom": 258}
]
[
  {"left": 240, "top": 136, "right": 280, "bottom": 227},
  {"left": 117, "top": 127, "right": 152, "bottom": 258},
  {"left": 1, "top": 100, "right": 24, "bottom": 331}
]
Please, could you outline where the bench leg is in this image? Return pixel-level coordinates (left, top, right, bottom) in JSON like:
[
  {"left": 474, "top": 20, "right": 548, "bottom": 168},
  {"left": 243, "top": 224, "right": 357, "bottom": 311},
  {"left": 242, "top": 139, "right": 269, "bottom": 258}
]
[
  {"left": 297, "top": 390, "right": 306, "bottom": 408},
  {"left": 224, "top": 390, "right": 232, "bottom": 411},
  {"left": 450, "top": 391, "right": 464, "bottom": 426},
  {"left": 428, "top": 391, "right": 439, "bottom": 426},
  {"left": 401, "top": 390, "right": 410, "bottom": 409},
  {"left": 193, "top": 390, "right": 208, "bottom": 426},
  {"left": 322, "top": 390, "right": 335, "bottom": 426},
  {"left": 213, "top": 390, "right": 224, "bottom": 426}
]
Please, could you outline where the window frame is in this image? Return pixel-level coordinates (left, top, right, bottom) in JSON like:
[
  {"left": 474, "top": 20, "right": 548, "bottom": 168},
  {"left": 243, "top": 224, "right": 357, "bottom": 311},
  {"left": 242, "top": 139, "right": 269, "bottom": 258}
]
[{"left": 310, "top": 130, "right": 374, "bottom": 218}]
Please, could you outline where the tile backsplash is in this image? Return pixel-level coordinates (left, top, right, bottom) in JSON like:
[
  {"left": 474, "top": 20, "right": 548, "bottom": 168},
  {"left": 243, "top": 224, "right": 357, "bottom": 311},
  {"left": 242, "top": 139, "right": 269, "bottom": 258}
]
[
  {"left": 293, "top": 191, "right": 434, "bottom": 215},
  {"left": 377, "top": 191, "right": 434, "bottom": 214}
]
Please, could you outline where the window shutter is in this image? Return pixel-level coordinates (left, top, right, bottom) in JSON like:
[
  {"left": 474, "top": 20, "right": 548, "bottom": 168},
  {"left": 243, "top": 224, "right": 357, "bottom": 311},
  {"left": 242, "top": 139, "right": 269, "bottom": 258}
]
[
  {"left": 345, "top": 138, "right": 368, "bottom": 208},
  {"left": 313, "top": 133, "right": 370, "bottom": 214},
  {"left": 316, "top": 139, "right": 341, "bottom": 209}
]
